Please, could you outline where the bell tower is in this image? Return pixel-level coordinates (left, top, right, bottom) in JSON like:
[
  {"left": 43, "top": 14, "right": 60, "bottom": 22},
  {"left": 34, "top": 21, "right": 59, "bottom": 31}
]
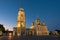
[{"left": 16, "top": 0, "right": 25, "bottom": 36}]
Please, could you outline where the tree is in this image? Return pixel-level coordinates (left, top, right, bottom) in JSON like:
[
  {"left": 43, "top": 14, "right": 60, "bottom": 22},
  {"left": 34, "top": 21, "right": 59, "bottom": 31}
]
[
  {"left": 55, "top": 29, "right": 60, "bottom": 35},
  {"left": 0, "top": 24, "right": 5, "bottom": 33}
]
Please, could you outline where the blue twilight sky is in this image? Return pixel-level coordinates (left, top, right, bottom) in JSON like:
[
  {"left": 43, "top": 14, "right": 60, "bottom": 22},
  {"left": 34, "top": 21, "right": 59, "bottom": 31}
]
[{"left": 0, "top": 0, "right": 60, "bottom": 31}]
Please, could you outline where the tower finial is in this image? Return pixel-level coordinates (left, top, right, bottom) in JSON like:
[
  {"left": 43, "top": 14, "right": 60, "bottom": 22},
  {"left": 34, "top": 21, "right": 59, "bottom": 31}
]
[
  {"left": 20, "top": 0, "right": 23, "bottom": 8},
  {"left": 19, "top": 0, "right": 24, "bottom": 11}
]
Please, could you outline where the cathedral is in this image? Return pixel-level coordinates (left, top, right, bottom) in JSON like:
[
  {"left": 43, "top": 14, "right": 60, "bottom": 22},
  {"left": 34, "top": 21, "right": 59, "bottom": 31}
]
[
  {"left": 13, "top": 7, "right": 49, "bottom": 36},
  {"left": 13, "top": 2, "right": 49, "bottom": 36}
]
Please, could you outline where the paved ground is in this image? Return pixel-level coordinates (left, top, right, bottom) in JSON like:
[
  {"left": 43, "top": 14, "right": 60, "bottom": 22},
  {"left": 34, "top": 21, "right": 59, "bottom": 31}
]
[{"left": 0, "top": 36, "right": 60, "bottom": 40}]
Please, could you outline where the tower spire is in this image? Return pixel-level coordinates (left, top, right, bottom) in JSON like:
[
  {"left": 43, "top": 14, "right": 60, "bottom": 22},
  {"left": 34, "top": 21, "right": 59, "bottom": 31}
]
[{"left": 20, "top": 0, "right": 23, "bottom": 8}]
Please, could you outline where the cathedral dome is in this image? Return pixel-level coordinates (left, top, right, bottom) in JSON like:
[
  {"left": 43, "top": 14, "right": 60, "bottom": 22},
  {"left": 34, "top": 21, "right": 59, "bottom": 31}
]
[
  {"left": 30, "top": 22, "right": 35, "bottom": 29},
  {"left": 41, "top": 21, "right": 48, "bottom": 31},
  {"left": 30, "top": 26, "right": 35, "bottom": 29},
  {"left": 41, "top": 21, "right": 45, "bottom": 26},
  {"left": 36, "top": 18, "right": 40, "bottom": 25}
]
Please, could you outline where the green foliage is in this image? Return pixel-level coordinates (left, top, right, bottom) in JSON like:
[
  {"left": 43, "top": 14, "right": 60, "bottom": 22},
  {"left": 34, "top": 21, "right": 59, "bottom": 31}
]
[
  {"left": 0, "top": 24, "right": 5, "bottom": 33},
  {"left": 55, "top": 29, "right": 60, "bottom": 35}
]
